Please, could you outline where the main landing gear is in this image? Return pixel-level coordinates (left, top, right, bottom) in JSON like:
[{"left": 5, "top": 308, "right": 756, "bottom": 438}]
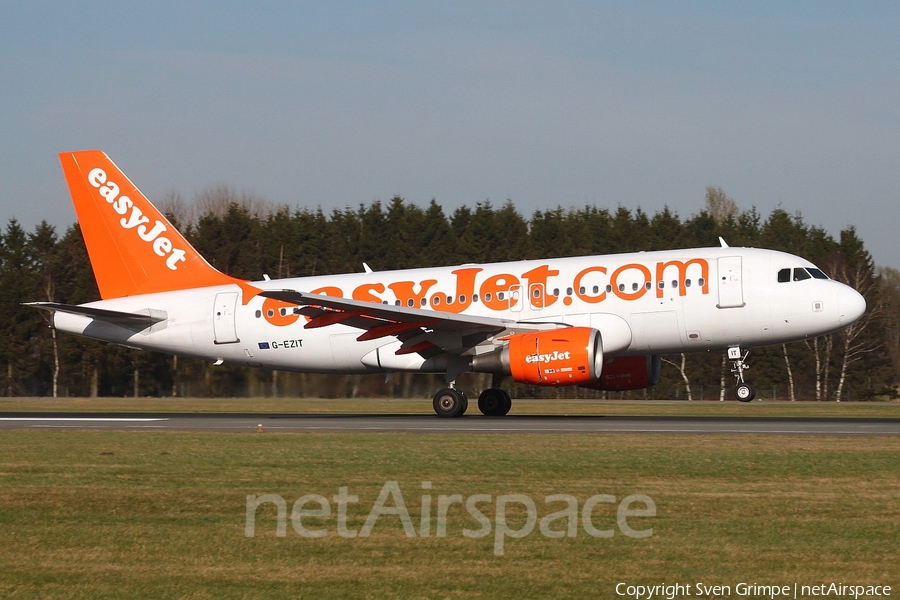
[
  {"left": 728, "top": 346, "right": 756, "bottom": 402},
  {"left": 432, "top": 387, "right": 468, "bottom": 418},
  {"left": 477, "top": 388, "right": 512, "bottom": 417},
  {"left": 432, "top": 386, "right": 512, "bottom": 418}
]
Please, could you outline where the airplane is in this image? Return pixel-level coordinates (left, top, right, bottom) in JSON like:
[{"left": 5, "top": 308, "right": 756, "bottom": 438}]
[{"left": 27, "top": 150, "right": 867, "bottom": 416}]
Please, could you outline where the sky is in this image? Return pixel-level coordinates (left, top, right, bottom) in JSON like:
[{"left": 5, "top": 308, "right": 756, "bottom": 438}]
[{"left": 2, "top": 2, "right": 899, "bottom": 267}]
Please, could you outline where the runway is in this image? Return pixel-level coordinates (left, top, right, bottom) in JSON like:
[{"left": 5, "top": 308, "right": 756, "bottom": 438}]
[{"left": 1, "top": 412, "right": 899, "bottom": 434}]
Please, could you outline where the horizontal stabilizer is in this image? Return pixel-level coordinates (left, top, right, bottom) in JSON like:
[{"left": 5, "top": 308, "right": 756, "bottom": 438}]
[{"left": 25, "top": 302, "right": 167, "bottom": 327}]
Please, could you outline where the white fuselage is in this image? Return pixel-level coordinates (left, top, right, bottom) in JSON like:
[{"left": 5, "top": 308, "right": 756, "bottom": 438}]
[{"left": 52, "top": 246, "right": 865, "bottom": 374}]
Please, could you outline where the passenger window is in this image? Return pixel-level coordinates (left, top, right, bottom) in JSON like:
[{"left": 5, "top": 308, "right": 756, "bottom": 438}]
[
  {"left": 631, "top": 283, "right": 638, "bottom": 292},
  {"left": 407, "top": 299, "right": 414, "bottom": 307},
  {"left": 485, "top": 292, "right": 492, "bottom": 302},
  {"left": 533, "top": 289, "right": 541, "bottom": 298},
  {"left": 553, "top": 288, "right": 560, "bottom": 297},
  {"left": 579, "top": 286, "right": 585, "bottom": 294},
  {"left": 671, "top": 280, "right": 678, "bottom": 289},
  {"left": 658, "top": 281, "right": 664, "bottom": 289},
  {"left": 433, "top": 296, "right": 441, "bottom": 306},
  {"left": 618, "top": 284, "right": 625, "bottom": 292},
  {"left": 777, "top": 268, "right": 791, "bottom": 283},
  {"left": 606, "top": 285, "right": 612, "bottom": 293},
  {"left": 685, "top": 279, "right": 691, "bottom": 288},
  {"left": 793, "top": 268, "right": 811, "bottom": 281},
  {"left": 255, "top": 310, "right": 261, "bottom": 318},
  {"left": 698, "top": 278, "right": 705, "bottom": 287},
  {"left": 446, "top": 295, "right": 454, "bottom": 305},
  {"left": 592, "top": 285, "right": 599, "bottom": 294},
  {"left": 473, "top": 294, "right": 479, "bottom": 303},
  {"left": 498, "top": 292, "right": 505, "bottom": 301},
  {"left": 459, "top": 295, "right": 466, "bottom": 304},
  {"left": 566, "top": 288, "right": 573, "bottom": 296},
  {"left": 420, "top": 298, "right": 427, "bottom": 307}
]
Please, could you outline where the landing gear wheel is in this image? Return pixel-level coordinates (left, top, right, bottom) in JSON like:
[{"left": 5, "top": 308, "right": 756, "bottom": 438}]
[
  {"left": 478, "top": 388, "right": 512, "bottom": 416},
  {"left": 433, "top": 388, "right": 468, "bottom": 418},
  {"left": 729, "top": 347, "right": 755, "bottom": 403},
  {"left": 735, "top": 383, "right": 756, "bottom": 402}
]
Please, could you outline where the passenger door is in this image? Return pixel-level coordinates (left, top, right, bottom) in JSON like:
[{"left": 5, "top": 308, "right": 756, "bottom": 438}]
[{"left": 716, "top": 256, "right": 744, "bottom": 308}]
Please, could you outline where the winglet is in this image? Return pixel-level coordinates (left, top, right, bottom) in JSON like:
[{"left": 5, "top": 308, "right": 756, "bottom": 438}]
[{"left": 59, "top": 150, "right": 241, "bottom": 299}]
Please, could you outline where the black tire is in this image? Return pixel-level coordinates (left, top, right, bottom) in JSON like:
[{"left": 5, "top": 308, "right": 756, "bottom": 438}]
[
  {"left": 735, "top": 383, "right": 756, "bottom": 402},
  {"left": 433, "top": 388, "right": 468, "bottom": 418},
  {"left": 499, "top": 389, "right": 512, "bottom": 416},
  {"left": 478, "top": 388, "right": 511, "bottom": 416}
]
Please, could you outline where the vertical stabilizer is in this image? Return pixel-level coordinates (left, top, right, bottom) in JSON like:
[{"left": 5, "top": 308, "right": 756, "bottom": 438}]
[{"left": 59, "top": 150, "right": 240, "bottom": 299}]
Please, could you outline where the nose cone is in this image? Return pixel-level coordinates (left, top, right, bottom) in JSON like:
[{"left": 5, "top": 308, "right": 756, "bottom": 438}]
[{"left": 838, "top": 285, "right": 866, "bottom": 326}]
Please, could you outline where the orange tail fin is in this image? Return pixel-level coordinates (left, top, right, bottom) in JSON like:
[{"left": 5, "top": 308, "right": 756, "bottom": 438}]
[{"left": 60, "top": 150, "right": 240, "bottom": 299}]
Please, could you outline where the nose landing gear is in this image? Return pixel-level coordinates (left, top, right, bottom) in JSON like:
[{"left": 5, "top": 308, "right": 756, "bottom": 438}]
[{"left": 728, "top": 346, "right": 756, "bottom": 402}]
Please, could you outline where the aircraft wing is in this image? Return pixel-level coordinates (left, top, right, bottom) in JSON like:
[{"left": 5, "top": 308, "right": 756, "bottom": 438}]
[
  {"left": 25, "top": 302, "right": 167, "bottom": 328},
  {"left": 259, "top": 289, "right": 554, "bottom": 357}
]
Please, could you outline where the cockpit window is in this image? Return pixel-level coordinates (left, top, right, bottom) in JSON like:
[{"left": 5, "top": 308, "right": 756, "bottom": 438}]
[
  {"left": 793, "top": 268, "right": 811, "bottom": 281},
  {"left": 779, "top": 266, "right": 829, "bottom": 283}
]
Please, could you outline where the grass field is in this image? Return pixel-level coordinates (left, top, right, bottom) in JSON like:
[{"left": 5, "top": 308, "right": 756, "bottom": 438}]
[
  {"left": 0, "top": 429, "right": 898, "bottom": 598},
  {"left": 2, "top": 396, "right": 900, "bottom": 418}
]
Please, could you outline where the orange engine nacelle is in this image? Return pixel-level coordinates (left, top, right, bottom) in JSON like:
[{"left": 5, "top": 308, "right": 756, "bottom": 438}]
[
  {"left": 580, "top": 355, "right": 662, "bottom": 391},
  {"left": 482, "top": 327, "right": 603, "bottom": 386}
]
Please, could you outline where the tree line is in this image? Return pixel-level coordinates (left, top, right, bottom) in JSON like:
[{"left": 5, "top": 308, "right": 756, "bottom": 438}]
[{"left": 1, "top": 187, "right": 896, "bottom": 400}]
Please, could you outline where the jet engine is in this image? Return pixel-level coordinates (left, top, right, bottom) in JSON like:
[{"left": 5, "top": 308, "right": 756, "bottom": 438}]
[
  {"left": 580, "top": 355, "right": 661, "bottom": 391},
  {"left": 471, "top": 327, "right": 603, "bottom": 386}
]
